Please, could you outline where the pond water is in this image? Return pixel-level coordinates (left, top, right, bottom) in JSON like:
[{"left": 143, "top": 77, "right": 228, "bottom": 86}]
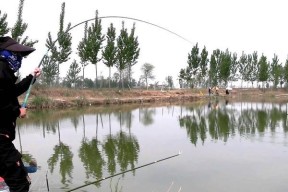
[{"left": 15, "top": 99, "right": 288, "bottom": 192}]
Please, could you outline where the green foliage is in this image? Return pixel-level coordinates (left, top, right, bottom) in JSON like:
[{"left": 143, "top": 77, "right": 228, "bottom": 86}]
[
  {"left": 57, "top": 3, "right": 72, "bottom": 63},
  {"left": 77, "top": 22, "right": 89, "bottom": 62},
  {"left": 102, "top": 23, "right": 118, "bottom": 88},
  {"left": 77, "top": 21, "right": 89, "bottom": 87},
  {"left": 31, "top": 96, "right": 51, "bottom": 108},
  {"left": 102, "top": 23, "right": 117, "bottom": 68},
  {"left": 83, "top": 78, "right": 95, "bottom": 88},
  {"left": 186, "top": 43, "right": 201, "bottom": 87},
  {"left": 187, "top": 43, "right": 201, "bottom": 74},
  {"left": 86, "top": 11, "right": 105, "bottom": 64},
  {"left": 199, "top": 46, "right": 209, "bottom": 86},
  {"left": 45, "top": 2, "right": 72, "bottom": 85},
  {"left": 65, "top": 60, "right": 81, "bottom": 88},
  {"left": 229, "top": 52, "right": 238, "bottom": 82},
  {"left": 126, "top": 23, "right": 140, "bottom": 85},
  {"left": 219, "top": 49, "right": 232, "bottom": 86},
  {"left": 116, "top": 22, "right": 140, "bottom": 89},
  {"left": 239, "top": 51, "right": 247, "bottom": 82},
  {"left": 0, "top": 11, "right": 9, "bottom": 36},
  {"left": 283, "top": 58, "right": 288, "bottom": 83},
  {"left": 270, "top": 54, "right": 282, "bottom": 88},
  {"left": 249, "top": 51, "right": 258, "bottom": 87},
  {"left": 86, "top": 10, "right": 105, "bottom": 88},
  {"left": 41, "top": 56, "right": 58, "bottom": 86},
  {"left": 258, "top": 54, "right": 269, "bottom": 82},
  {"left": 11, "top": 0, "right": 27, "bottom": 39},
  {"left": 116, "top": 22, "right": 129, "bottom": 87},
  {"left": 10, "top": 0, "right": 38, "bottom": 47},
  {"left": 209, "top": 49, "right": 221, "bottom": 86}
]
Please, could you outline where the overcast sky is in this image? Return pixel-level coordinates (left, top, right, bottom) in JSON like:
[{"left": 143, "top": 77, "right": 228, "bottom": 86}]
[{"left": 3, "top": 0, "right": 288, "bottom": 86}]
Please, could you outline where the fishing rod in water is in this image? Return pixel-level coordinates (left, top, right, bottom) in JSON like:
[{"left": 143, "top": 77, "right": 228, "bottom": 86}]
[
  {"left": 66, "top": 151, "right": 181, "bottom": 192},
  {"left": 21, "top": 15, "right": 193, "bottom": 108}
]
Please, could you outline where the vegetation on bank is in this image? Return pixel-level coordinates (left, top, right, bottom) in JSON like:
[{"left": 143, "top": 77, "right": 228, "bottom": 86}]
[{"left": 19, "top": 87, "right": 288, "bottom": 109}]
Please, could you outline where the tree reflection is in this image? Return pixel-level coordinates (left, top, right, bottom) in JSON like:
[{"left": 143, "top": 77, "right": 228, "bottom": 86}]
[
  {"left": 79, "top": 138, "right": 105, "bottom": 187},
  {"left": 179, "top": 100, "right": 288, "bottom": 145},
  {"left": 78, "top": 111, "right": 140, "bottom": 187},
  {"left": 103, "top": 134, "right": 118, "bottom": 175},
  {"left": 47, "top": 121, "right": 73, "bottom": 185},
  {"left": 116, "top": 131, "right": 139, "bottom": 173},
  {"left": 79, "top": 113, "right": 105, "bottom": 187},
  {"left": 139, "top": 108, "right": 155, "bottom": 126},
  {"left": 48, "top": 142, "right": 73, "bottom": 184}
]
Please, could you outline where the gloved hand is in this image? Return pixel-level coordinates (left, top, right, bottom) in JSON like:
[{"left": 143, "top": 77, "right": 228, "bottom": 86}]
[{"left": 31, "top": 67, "right": 41, "bottom": 78}]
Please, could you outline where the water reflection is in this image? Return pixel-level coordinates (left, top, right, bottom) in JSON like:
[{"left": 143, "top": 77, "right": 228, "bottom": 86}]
[
  {"left": 179, "top": 99, "right": 288, "bottom": 145},
  {"left": 15, "top": 101, "right": 288, "bottom": 191}
]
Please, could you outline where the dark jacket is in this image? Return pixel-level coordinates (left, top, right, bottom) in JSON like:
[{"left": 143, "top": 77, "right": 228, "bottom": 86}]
[{"left": 0, "top": 58, "right": 34, "bottom": 141}]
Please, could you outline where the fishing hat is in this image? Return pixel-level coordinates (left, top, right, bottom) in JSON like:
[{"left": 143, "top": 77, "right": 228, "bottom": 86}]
[{"left": 0, "top": 36, "right": 35, "bottom": 56}]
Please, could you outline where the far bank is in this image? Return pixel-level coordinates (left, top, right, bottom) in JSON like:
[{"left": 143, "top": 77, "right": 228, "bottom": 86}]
[{"left": 19, "top": 87, "right": 288, "bottom": 109}]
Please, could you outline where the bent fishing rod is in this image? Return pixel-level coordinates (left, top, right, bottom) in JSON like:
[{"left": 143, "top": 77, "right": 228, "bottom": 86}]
[
  {"left": 21, "top": 15, "right": 192, "bottom": 108},
  {"left": 66, "top": 151, "right": 181, "bottom": 192}
]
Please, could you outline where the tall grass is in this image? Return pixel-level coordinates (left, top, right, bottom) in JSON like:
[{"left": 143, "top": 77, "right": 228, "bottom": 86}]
[{"left": 30, "top": 96, "right": 51, "bottom": 108}]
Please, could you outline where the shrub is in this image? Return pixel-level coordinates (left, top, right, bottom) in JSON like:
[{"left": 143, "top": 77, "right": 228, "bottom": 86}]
[{"left": 30, "top": 96, "right": 51, "bottom": 108}]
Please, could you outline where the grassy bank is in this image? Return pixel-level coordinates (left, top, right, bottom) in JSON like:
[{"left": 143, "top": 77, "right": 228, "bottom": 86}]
[{"left": 19, "top": 87, "right": 288, "bottom": 109}]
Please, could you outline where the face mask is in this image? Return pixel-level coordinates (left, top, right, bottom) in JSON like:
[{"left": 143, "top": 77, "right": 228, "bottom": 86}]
[{"left": 0, "top": 50, "right": 23, "bottom": 72}]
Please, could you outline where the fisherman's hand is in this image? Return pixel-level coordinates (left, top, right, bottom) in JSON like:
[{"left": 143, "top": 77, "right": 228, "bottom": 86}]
[
  {"left": 19, "top": 107, "right": 27, "bottom": 118},
  {"left": 31, "top": 67, "right": 41, "bottom": 78}
]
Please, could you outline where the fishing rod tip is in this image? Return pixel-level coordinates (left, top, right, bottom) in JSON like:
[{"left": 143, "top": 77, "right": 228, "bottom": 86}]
[{"left": 178, "top": 151, "right": 182, "bottom": 155}]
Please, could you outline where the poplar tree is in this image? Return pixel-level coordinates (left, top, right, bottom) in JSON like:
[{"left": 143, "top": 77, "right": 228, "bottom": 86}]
[
  {"left": 187, "top": 43, "right": 201, "bottom": 87},
  {"left": 42, "top": 34, "right": 59, "bottom": 86},
  {"left": 178, "top": 68, "right": 186, "bottom": 88},
  {"left": 250, "top": 51, "right": 258, "bottom": 88},
  {"left": 228, "top": 53, "right": 238, "bottom": 87},
  {"left": 126, "top": 23, "right": 140, "bottom": 87},
  {"left": 43, "top": 2, "right": 72, "bottom": 86},
  {"left": 77, "top": 22, "right": 89, "bottom": 88},
  {"left": 11, "top": 0, "right": 38, "bottom": 47},
  {"left": 283, "top": 57, "right": 288, "bottom": 86},
  {"left": 199, "top": 46, "right": 209, "bottom": 87},
  {"left": 270, "top": 54, "right": 281, "bottom": 88},
  {"left": 258, "top": 54, "right": 269, "bottom": 88},
  {"left": 40, "top": 56, "right": 58, "bottom": 86},
  {"left": 86, "top": 10, "right": 105, "bottom": 88},
  {"left": 102, "top": 23, "right": 117, "bottom": 88},
  {"left": 209, "top": 49, "right": 221, "bottom": 86},
  {"left": 116, "top": 22, "right": 129, "bottom": 89},
  {"left": 209, "top": 54, "right": 217, "bottom": 87},
  {"left": 65, "top": 60, "right": 81, "bottom": 88},
  {"left": 219, "top": 49, "right": 232, "bottom": 86},
  {"left": 239, "top": 51, "right": 248, "bottom": 88},
  {"left": 56, "top": 2, "right": 72, "bottom": 84},
  {"left": 243, "top": 54, "right": 253, "bottom": 84},
  {"left": 0, "top": 11, "right": 9, "bottom": 36}
]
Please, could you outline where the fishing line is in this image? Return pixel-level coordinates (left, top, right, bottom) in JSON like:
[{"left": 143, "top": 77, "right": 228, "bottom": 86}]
[
  {"left": 22, "top": 15, "right": 193, "bottom": 107},
  {"left": 66, "top": 151, "right": 181, "bottom": 192}
]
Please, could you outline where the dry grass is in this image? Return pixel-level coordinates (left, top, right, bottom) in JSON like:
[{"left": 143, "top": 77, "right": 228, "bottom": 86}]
[{"left": 19, "top": 87, "right": 288, "bottom": 109}]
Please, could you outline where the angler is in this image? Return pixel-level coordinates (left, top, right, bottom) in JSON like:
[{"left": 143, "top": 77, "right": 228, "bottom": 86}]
[{"left": 0, "top": 36, "right": 41, "bottom": 192}]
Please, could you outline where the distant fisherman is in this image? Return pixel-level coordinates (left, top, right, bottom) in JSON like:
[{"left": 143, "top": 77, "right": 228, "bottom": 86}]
[{"left": 0, "top": 36, "right": 41, "bottom": 192}]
